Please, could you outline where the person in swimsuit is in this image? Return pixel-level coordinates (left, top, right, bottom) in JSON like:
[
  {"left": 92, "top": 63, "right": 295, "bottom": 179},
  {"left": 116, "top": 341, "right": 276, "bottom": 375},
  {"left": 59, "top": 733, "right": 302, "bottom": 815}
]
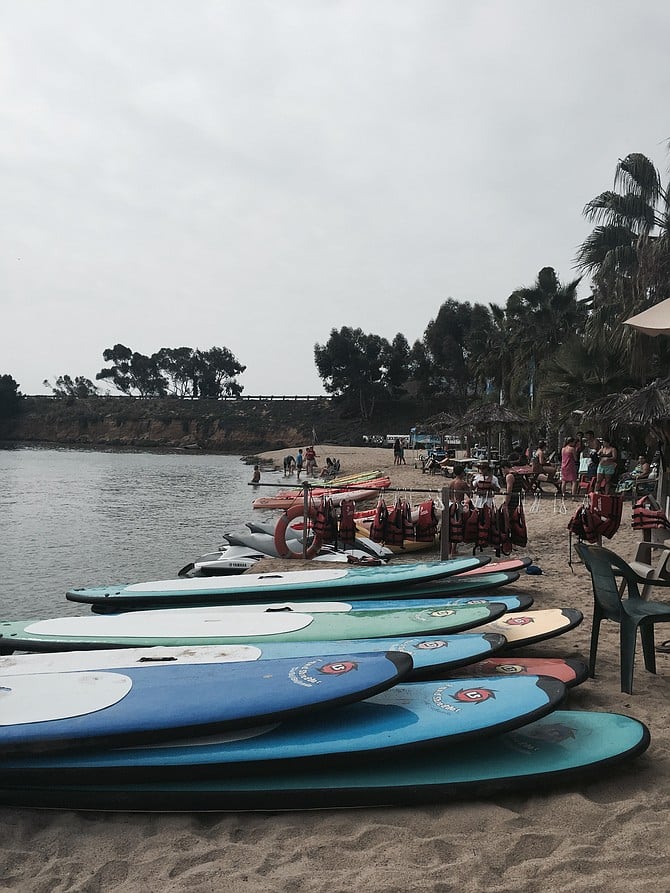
[
  {"left": 499, "top": 458, "right": 529, "bottom": 512},
  {"left": 596, "top": 436, "right": 618, "bottom": 493}
]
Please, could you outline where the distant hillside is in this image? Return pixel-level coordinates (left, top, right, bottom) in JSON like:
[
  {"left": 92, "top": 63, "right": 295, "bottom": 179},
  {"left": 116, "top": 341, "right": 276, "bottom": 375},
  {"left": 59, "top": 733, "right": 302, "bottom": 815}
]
[{"left": 1, "top": 395, "right": 436, "bottom": 452}]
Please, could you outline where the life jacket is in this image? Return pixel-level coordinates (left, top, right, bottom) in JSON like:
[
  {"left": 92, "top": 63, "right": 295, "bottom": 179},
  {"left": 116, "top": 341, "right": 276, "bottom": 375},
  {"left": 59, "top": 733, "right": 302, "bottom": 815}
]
[
  {"left": 338, "top": 499, "right": 356, "bottom": 545},
  {"left": 567, "top": 505, "right": 599, "bottom": 544},
  {"left": 416, "top": 500, "right": 438, "bottom": 542},
  {"left": 509, "top": 503, "right": 528, "bottom": 547},
  {"left": 631, "top": 496, "right": 670, "bottom": 530},
  {"left": 448, "top": 502, "right": 465, "bottom": 543},
  {"left": 402, "top": 499, "right": 415, "bottom": 540},
  {"left": 313, "top": 497, "right": 337, "bottom": 542},
  {"left": 369, "top": 498, "right": 388, "bottom": 542},
  {"left": 497, "top": 507, "right": 513, "bottom": 555},
  {"left": 385, "top": 498, "right": 406, "bottom": 547},
  {"left": 474, "top": 475, "right": 496, "bottom": 503},
  {"left": 477, "top": 504, "right": 494, "bottom": 550},
  {"left": 463, "top": 503, "right": 480, "bottom": 544},
  {"left": 588, "top": 492, "right": 623, "bottom": 539}
]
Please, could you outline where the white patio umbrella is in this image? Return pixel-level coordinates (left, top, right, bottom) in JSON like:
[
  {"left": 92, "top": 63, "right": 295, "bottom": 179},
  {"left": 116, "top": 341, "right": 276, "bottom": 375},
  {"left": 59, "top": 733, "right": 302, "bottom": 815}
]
[{"left": 623, "top": 297, "right": 670, "bottom": 335}]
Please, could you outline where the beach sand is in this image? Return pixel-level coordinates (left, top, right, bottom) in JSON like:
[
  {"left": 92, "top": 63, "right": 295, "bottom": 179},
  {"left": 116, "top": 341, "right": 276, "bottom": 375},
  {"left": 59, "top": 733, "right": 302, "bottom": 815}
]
[{"left": 4, "top": 445, "right": 670, "bottom": 892}]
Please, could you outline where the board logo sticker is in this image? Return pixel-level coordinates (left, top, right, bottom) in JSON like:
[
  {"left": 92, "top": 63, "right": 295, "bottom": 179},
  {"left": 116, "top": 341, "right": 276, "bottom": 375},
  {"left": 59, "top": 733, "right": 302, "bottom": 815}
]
[
  {"left": 318, "top": 660, "right": 358, "bottom": 676},
  {"left": 415, "top": 640, "right": 449, "bottom": 650},
  {"left": 503, "top": 615, "right": 534, "bottom": 626},
  {"left": 288, "top": 659, "right": 357, "bottom": 687},
  {"left": 452, "top": 686, "right": 496, "bottom": 704},
  {"left": 511, "top": 722, "right": 577, "bottom": 752},
  {"left": 491, "top": 664, "right": 524, "bottom": 675},
  {"left": 429, "top": 609, "right": 456, "bottom": 618}
]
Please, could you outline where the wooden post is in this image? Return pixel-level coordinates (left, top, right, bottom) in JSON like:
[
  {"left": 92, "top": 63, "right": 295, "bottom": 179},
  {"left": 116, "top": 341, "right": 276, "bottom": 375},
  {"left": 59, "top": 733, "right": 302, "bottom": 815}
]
[
  {"left": 302, "top": 482, "right": 310, "bottom": 559},
  {"left": 440, "top": 486, "right": 450, "bottom": 560}
]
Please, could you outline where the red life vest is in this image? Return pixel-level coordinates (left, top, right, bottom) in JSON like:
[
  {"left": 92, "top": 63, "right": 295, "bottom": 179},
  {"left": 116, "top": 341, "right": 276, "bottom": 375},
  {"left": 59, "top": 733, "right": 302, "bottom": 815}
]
[
  {"left": 510, "top": 503, "right": 528, "bottom": 547},
  {"left": 338, "top": 499, "right": 356, "bottom": 545},
  {"left": 385, "top": 498, "right": 406, "bottom": 547},
  {"left": 370, "top": 499, "right": 389, "bottom": 543},
  {"left": 632, "top": 496, "right": 670, "bottom": 530},
  {"left": 416, "top": 500, "right": 438, "bottom": 542},
  {"left": 448, "top": 502, "right": 465, "bottom": 543}
]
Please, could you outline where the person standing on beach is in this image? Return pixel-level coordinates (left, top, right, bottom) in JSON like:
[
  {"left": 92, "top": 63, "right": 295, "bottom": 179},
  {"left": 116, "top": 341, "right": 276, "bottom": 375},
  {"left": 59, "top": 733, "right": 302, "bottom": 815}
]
[
  {"left": 393, "top": 438, "right": 402, "bottom": 465},
  {"left": 295, "top": 448, "right": 304, "bottom": 480},
  {"left": 560, "top": 436, "right": 577, "bottom": 498},
  {"left": 596, "top": 436, "right": 618, "bottom": 493},
  {"left": 471, "top": 460, "right": 500, "bottom": 508},
  {"left": 283, "top": 454, "right": 295, "bottom": 476},
  {"left": 305, "top": 445, "right": 317, "bottom": 476}
]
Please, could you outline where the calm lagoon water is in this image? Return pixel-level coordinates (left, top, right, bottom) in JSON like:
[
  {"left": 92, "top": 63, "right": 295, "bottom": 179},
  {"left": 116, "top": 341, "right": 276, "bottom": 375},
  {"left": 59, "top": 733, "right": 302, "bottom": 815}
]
[{"left": 0, "top": 445, "right": 281, "bottom": 619}]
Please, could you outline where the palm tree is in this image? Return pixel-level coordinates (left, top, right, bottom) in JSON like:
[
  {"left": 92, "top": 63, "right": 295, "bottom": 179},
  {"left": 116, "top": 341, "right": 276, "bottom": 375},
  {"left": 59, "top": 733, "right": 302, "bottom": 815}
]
[{"left": 576, "top": 151, "right": 670, "bottom": 381}]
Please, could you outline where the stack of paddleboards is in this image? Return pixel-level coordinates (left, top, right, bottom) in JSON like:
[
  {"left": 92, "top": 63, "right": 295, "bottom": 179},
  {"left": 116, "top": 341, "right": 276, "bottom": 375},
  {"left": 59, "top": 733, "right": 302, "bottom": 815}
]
[{"left": 0, "top": 552, "right": 650, "bottom": 810}]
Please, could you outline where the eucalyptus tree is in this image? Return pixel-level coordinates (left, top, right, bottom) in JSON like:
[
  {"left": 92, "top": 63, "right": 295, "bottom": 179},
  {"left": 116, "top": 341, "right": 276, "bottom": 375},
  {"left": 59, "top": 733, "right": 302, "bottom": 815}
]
[
  {"left": 411, "top": 299, "right": 492, "bottom": 407},
  {"left": 314, "top": 326, "right": 408, "bottom": 420},
  {"left": 0, "top": 374, "right": 23, "bottom": 418},
  {"left": 504, "top": 267, "right": 585, "bottom": 410}
]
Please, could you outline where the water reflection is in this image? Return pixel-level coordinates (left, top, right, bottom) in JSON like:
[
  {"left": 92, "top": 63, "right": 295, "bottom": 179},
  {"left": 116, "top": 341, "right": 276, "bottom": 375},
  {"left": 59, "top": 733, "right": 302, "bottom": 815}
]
[{"left": 0, "top": 446, "right": 271, "bottom": 618}]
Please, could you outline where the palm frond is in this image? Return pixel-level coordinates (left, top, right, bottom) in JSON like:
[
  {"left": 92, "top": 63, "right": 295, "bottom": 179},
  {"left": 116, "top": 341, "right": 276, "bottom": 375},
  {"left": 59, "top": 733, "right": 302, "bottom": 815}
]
[{"left": 614, "top": 154, "right": 661, "bottom": 206}]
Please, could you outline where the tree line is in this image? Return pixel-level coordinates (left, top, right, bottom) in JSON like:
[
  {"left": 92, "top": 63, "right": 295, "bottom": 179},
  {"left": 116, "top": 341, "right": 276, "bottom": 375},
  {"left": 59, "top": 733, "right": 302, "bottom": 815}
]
[{"left": 4, "top": 145, "right": 670, "bottom": 426}]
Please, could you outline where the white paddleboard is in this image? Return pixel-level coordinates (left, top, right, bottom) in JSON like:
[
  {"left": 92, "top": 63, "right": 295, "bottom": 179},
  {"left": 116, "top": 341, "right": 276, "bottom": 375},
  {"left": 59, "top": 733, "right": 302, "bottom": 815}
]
[
  {"left": 1, "top": 672, "right": 133, "bottom": 724},
  {"left": 125, "top": 569, "right": 350, "bottom": 593},
  {"left": 0, "top": 645, "right": 263, "bottom": 676},
  {"left": 25, "top": 612, "right": 314, "bottom": 640}
]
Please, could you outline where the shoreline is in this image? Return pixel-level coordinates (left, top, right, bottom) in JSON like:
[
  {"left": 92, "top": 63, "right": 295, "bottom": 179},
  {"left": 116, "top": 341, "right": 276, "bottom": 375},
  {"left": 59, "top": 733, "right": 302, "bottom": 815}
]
[{"left": 5, "top": 445, "right": 670, "bottom": 891}]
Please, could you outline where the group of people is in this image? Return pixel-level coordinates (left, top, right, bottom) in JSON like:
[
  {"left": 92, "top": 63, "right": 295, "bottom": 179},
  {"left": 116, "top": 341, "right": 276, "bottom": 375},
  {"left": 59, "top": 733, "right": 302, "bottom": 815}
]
[
  {"left": 393, "top": 438, "right": 407, "bottom": 465},
  {"left": 556, "top": 430, "right": 623, "bottom": 496},
  {"left": 446, "top": 458, "right": 528, "bottom": 558},
  {"left": 282, "top": 446, "right": 340, "bottom": 481},
  {"left": 530, "top": 431, "right": 653, "bottom": 497}
]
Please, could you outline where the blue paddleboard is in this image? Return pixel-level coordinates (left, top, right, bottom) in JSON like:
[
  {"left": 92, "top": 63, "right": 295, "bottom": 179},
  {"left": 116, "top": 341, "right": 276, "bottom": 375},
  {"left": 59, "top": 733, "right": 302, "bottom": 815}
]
[
  {"left": 0, "top": 712, "right": 649, "bottom": 810},
  {"left": 0, "top": 651, "right": 410, "bottom": 755},
  {"left": 0, "top": 676, "right": 567, "bottom": 782}
]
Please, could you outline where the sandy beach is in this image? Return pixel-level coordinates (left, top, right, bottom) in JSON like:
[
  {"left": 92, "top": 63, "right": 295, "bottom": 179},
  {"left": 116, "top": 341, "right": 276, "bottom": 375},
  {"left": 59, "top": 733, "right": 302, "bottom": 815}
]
[{"left": 4, "top": 444, "right": 670, "bottom": 892}]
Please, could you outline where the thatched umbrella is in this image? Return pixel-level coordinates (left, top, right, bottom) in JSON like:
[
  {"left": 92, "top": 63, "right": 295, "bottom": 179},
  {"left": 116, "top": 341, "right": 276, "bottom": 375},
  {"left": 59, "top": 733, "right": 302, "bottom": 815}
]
[
  {"left": 419, "top": 410, "right": 459, "bottom": 432},
  {"left": 458, "top": 404, "right": 529, "bottom": 457}
]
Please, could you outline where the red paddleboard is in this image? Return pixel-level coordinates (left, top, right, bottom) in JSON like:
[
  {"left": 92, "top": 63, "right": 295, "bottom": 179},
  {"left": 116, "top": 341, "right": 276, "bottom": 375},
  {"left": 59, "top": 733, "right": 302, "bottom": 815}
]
[
  {"left": 458, "top": 558, "right": 531, "bottom": 577},
  {"left": 443, "top": 656, "right": 588, "bottom": 687}
]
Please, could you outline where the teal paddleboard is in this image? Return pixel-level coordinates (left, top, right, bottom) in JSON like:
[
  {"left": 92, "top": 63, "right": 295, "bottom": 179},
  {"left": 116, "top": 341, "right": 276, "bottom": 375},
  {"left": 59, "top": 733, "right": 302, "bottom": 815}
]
[
  {"left": 0, "top": 712, "right": 649, "bottom": 811},
  {"left": 65, "top": 559, "right": 485, "bottom": 610}
]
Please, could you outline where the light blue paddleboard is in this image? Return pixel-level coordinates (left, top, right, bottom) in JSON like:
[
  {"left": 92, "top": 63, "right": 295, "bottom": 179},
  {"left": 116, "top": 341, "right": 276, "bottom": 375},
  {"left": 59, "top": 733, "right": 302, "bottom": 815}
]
[
  {"left": 0, "top": 712, "right": 649, "bottom": 810},
  {"left": 0, "top": 633, "right": 508, "bottom": 681},
  {"left": 0, "top": 676, "right": 566, "bottom": 781},
  {"left": 0, "top": 651, "right": 410, "bottom": 755},
  {"left": 65, "top": 558, "right": 486, "bottom": 610}
]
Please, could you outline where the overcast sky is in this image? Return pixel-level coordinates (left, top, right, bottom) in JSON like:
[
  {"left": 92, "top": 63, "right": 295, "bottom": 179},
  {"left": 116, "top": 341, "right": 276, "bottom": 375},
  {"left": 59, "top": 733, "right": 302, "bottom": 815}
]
[{"left": 2, "top": 0, "right": 669, "bottom": 397}]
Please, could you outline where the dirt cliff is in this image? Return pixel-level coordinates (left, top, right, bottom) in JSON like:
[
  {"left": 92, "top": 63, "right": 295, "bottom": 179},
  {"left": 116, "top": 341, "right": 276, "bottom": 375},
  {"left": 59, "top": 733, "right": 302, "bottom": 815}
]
[{"left": 1, "top": 396, "right": 428, "bottom": 452}]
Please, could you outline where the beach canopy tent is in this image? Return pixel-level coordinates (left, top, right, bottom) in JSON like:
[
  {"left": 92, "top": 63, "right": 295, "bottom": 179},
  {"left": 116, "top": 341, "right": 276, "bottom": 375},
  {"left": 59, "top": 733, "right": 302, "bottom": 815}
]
[{"left": 624, "top": 298, "right": 670, "bottom": 336}]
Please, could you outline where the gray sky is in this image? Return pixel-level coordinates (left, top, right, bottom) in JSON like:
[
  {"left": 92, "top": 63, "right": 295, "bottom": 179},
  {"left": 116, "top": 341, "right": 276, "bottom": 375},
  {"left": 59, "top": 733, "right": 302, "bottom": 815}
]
[{"left": 3, "top": 0, "right": 669, "bottom": 396}]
